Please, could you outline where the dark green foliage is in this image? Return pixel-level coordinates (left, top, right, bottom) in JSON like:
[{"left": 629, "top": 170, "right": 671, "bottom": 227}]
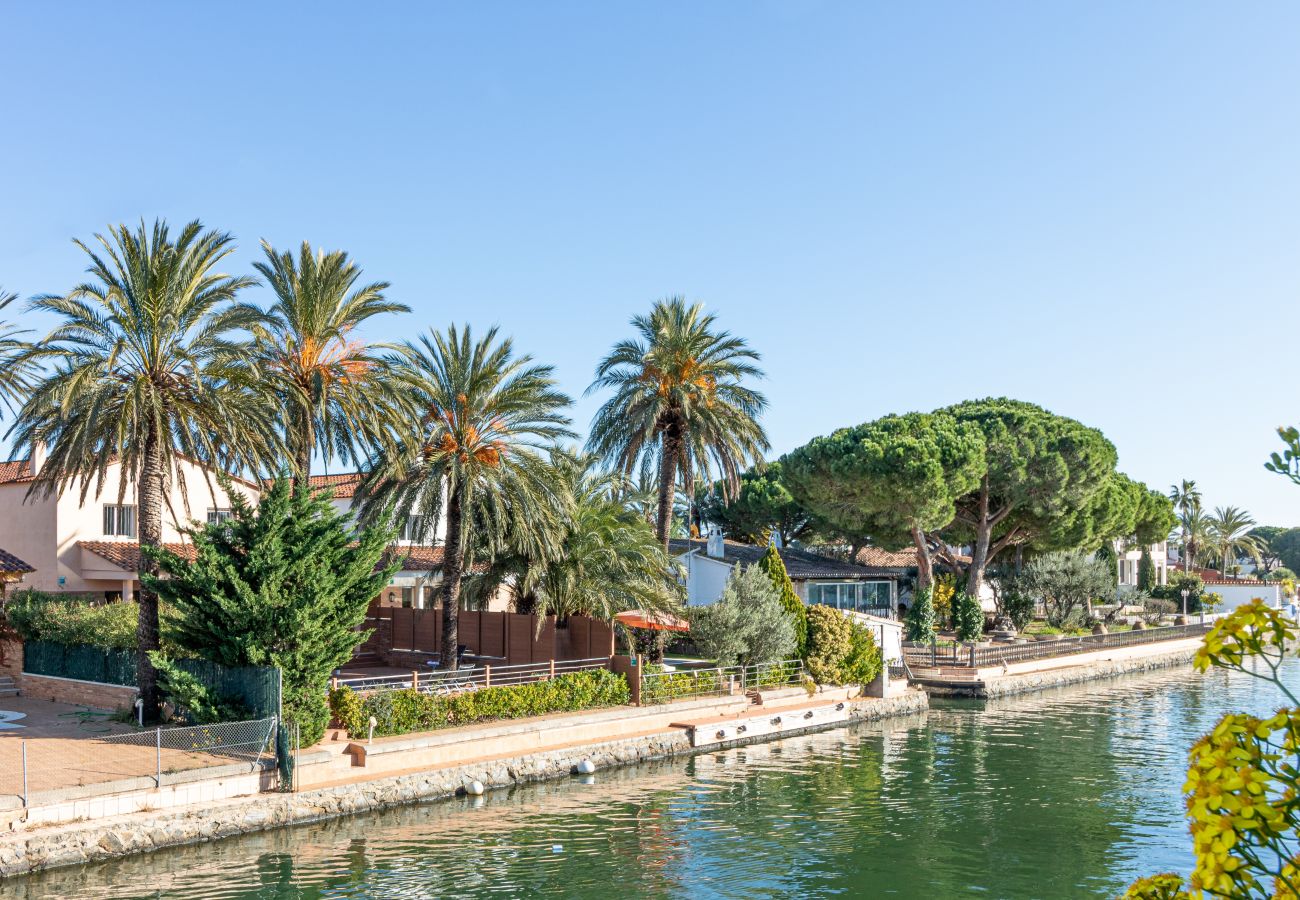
[
  {"left": 1095, "top": 544, "right": 1118, "bottom": 587},
  {"left": 4, "top": 593, "right": 149, "bottom": 651},
  {"left": 1269, "top": 567, "right": 1296, "bottom": 581},
  {"left": 147, "top": 476, "right": 398, "bottom": 745},
  {"left": 757, "top": 542, "right": 807, "bottom": 657},
  {"left": 1274, "top": 528, "right": 1300, "bottom": 574},
  {"left": 952, "top": 591, "right": 984, "bottom": 642},
  {"left": 1151, "top": 571, "right": 1207, "bottom": 612},
  {"left": 904, "top": 587, "right": 936, "bottom": 642},
  {"left": 781, "top": 411, "right": 985, "bottom": 578},
  {"left": 328, "top": 669, "right": 630, "bottom": 739},
  {"left": 1021, "top": 551, "right": 1115, "bottom": 627},
  {"left": 1002, "top": 591, "right": 1035, "bottom": 631},
  {"left": 1138, "top": 548, "right": 1158, "bottom": 592},
  {"left": 696, "top": 462, "right": 812, "bottom": 546},
  {"left": 843, "top": 622, "right": 883, "bottom": 686},
  {"left": 149, "top": 651, "right": 251, "bottom": 724}
]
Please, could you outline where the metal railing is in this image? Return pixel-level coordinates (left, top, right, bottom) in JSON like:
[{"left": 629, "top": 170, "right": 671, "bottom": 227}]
[
  {"left": 902, "top": 622, "right": 1214, "bottom": 670},
  {"left": 0, "top": 716, "right": 278, "bottom": 808},
  {"left": 640, "top": 659, "right": 805, "bottom": 705},
  {"left": 331, "top": 657, "right": 612, "bottom": 697}
]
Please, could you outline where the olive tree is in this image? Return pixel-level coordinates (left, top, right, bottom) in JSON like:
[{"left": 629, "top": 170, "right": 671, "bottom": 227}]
[
  {"left": 1019, "top": 551, "right": 1115, "bottom": 627},
  {"left": 688, "top": 564, "right": 796, "bottom": 666}
]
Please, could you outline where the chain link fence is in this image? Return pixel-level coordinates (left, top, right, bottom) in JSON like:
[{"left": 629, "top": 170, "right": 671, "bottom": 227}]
[{"left": 0, "top": 716, "right": 278, "bottom": 807}]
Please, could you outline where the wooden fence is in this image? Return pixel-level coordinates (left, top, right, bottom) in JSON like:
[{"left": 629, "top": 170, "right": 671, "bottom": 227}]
[{"left": 366, "top": 606, "right": 616, "bottom": 666}]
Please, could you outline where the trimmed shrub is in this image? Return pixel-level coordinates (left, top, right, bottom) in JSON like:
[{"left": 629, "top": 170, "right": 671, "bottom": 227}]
[
  {"left": 1002, "top": 590, "right": 1035, "bottom": 631},
  {"left": 758, "top": 542, "right": 808, "bottom": 657},
  {"left": 952, "top": 591, "right": 984, "bottom": 642},
  {"left": 843, "top": 622, "right": 883, "bottom": 686},
  {"left": 805, "top": 605, "right": 853, "bottom": 685},
  {"left": 5, "top": 592, "right": 159, "bottom": 651},
  {"left": 329, "top": 668, "right": 631, "bottom": 739},
  {"left": 1138, "top": 548, "right": 1158, "bottom": 592},
  {"left": 904, "top": 587, "right": 936, "bottom": 642}
]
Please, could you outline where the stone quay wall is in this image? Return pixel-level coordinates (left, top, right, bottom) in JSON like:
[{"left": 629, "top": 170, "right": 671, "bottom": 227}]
[
  {"left": 978, "top": 646, "right": 1199, "bottom": 699},
  {"left": 0, "top": 692, "right": 928, "bottom": 878}
]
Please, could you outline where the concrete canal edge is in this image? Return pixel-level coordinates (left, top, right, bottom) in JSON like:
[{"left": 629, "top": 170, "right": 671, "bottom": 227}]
[
  {"left": 0, "top": 691, "right": 929, "bottom": 878},
  {"left": 918, "top": 644, "right": 1200, "bottom": 699}
]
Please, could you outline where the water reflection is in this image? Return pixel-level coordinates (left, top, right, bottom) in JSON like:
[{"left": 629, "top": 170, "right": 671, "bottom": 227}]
[{"left": 13, "top": 660, "right": 1298, "bottom": 899}]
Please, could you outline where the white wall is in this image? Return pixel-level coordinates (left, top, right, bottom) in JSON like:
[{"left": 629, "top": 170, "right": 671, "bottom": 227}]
[
  {"left": 680, "top": 553, "right": 733, "bottom": 607},
  {"left": 1205, "top": 582, "right": 1283, "bottom": 612}
]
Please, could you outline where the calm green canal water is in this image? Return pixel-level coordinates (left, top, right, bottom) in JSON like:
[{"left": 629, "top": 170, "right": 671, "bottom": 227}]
[{"left": 11, "top": 659, "right": 1298, "bottom": 899}]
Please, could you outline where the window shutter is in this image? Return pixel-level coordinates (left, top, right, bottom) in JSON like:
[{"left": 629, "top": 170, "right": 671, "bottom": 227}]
[{"left": 104, "top": 505, "right": 113, "bottom": 535}]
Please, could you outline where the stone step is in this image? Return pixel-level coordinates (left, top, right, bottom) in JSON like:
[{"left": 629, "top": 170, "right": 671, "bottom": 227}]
[{"left": 0, "top": 688, "right": 18, "bottom": 698}]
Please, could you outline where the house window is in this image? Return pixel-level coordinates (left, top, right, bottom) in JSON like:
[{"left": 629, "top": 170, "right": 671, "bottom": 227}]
[
  {"left": 807, "top": 581, "right": 893, "bottom": 615},
  {"left": 103, "top": 504, "right": 136, "bottom": 538},
  {"left": 207, "top": 508, "right": 234, "bottom": 526},
  {"left": 399, "top": 516, "right": 425, "bottom": 542},
  {"left": 401, "top": 587, "right": 415, "bottom": 608}
]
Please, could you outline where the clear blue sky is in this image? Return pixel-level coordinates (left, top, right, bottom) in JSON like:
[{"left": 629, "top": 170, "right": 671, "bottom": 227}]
[{"left": 2, "top": 3, "right": 1297, "bottom": 525}]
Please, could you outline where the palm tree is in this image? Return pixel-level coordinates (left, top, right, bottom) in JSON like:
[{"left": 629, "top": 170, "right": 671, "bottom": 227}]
[
  {"left": 1169, "top": 479, "right": 1201, "bottom": 572},
  {"left": 1206, "top": 506, "right": 1263, "bottom": 577},
  {"left": 252, "top": 241, "right": 412, "bottom": 490},
  {"left": 1181, "top": 505, "right": 1212, "bottom": 571},
  {"left": 13, "top": 220, "right": 274, "bottom": 718},
  {"left": 355, "top": 324, "right": 573, "bottom": 668},
  {"left": 0, "top": 289, "right": 35, "bottom": 415},
  {"left": 586, "top": 297, "right": 769, "bottom": 552},
  {"left": 473, "top": 451, "right": 683, "bottom": 623}
]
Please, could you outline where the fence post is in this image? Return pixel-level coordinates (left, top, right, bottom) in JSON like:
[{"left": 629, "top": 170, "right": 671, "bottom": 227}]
[
  {"left": 21, "top": 740, "right": 27, "bottom": 808},
  {"left": 411, "top": 670, "right": 419, "bottom": 691},
  {"left": 484, "top": 665, "right": 491, "bottom": 688},
  {"left": 549, "top": 659, "right": 556, "bottom": 680},
  {"left": 155, "top": 727, "right": 162, "bottom": 788},
  {"left": 968, "top": 643, "right": 976, "bottom": 667},
  {"left": 930, "top": 636, "right": 937, "bottom": 667}
]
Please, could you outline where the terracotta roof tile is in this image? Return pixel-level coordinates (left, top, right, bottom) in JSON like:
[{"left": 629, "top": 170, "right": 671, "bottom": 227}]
[
  {"left": 306, "top": 473, "right": 363, "bottom": 499},
  {"left": 0, "top": 459, "right": 33, "bottom": 484},
  {"left": 0, "top": 547, "right": 34, "bottom": 574},
  {"left": 78, "top": 541, "right": 196, "bottom": 571},
  {"left": 382, "top": 545, "right": 446, "bottom": 572}
]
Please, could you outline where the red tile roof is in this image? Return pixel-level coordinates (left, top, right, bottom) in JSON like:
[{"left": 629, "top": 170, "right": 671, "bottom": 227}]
[
  {"left": 0, "top": 547, "right": 34, "bottom": 574},
  {"left": 78, "top": 541, "right": 196, "bottom": 571},
  {"left": 80, "top": 539, "right": 450, "bottom": 574},
  {"left": 856, "top": 547, "right": 919, "bottom": 568},
  {"left": 306, "top": 473, "right": 363, "bottom": 499},
  {"left": 0, "top": 459, "right": 33, "bottom": 484}
]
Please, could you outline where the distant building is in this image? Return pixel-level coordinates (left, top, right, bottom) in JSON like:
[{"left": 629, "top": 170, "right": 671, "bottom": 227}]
[{"left": 670, "top": 535, "right": 901, "bottom": 617}]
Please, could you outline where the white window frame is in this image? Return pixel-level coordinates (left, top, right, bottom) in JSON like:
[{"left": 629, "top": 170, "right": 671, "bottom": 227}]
[
  {"left": 206, "top": 508, "right": 234, "bottom": 526},
  {"left": 103, "top": 504, "right": 137, "bottom": 538}
]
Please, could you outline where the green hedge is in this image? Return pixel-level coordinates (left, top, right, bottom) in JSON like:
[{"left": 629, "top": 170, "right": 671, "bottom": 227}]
[
  {"left": 328, "top": 668, "right": 631, "bottom": 739},
  {"left": 641, "top": 665, "right": 721, "bottom": 704}
]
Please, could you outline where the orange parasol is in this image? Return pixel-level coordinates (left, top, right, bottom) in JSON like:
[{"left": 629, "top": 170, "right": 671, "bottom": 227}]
[{"left": 614, "top": 609, "right": 690, "bottom": 632}]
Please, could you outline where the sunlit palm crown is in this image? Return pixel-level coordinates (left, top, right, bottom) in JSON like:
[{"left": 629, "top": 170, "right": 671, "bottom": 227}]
[
  {"left": 355, "top": 324, "right": 574, "bottom": 559},
  {"left": 1206, "top": 505, "right": 1264, "bottom": 569},
  {"left": 0, "top": 288, "right": 36, "bottom": 414},
  {"left": 586, "top": 296, "right": 769, "bottom": 497},
  {"left": 13, "top": 220, "right": 278, "bottom": 501},
  {"left": 253, "top": 240, "right": 412, "bottom": 474}
]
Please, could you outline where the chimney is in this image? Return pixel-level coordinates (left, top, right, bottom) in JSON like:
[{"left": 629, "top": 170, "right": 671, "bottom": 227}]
[
  {"left": 28, "top": 441, "right": 46, "bottom": 477},
  {"left": 706, "top": 526, "right": 725, "bottom": 559}
]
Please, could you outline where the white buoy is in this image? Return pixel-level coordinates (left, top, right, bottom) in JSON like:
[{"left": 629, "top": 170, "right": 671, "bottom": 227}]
[
  {"left": 576, "top": 758, "right": 596, "bottom": 775},
  {"left": 466, "top": 780, "right": 485, "bottom": 796}
]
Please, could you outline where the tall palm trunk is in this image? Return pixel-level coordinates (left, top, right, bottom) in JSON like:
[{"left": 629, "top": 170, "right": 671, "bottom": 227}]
[
  {"left": 136, "top": 427, "right": 165, "bottom": 721},
  {"left": 291, "top": 405, "right": 314, "bottom": 494},
  {"left": 655, "top": 427, "right": 680, "bottom": 552},
  {"left": 439, "top": 478, "right": 465, "bottom": 670}
]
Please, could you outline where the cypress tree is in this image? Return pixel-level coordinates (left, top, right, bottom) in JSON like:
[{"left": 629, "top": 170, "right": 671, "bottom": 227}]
[
  {"left": 1138, "top": 546, "right": 1158, "bottom": 592},
  {"left": 757, "top": 539, "right": 808, "bottom": 658},
  {"left": 145, "top": 477, "right": 399, "bottom": 745}
]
